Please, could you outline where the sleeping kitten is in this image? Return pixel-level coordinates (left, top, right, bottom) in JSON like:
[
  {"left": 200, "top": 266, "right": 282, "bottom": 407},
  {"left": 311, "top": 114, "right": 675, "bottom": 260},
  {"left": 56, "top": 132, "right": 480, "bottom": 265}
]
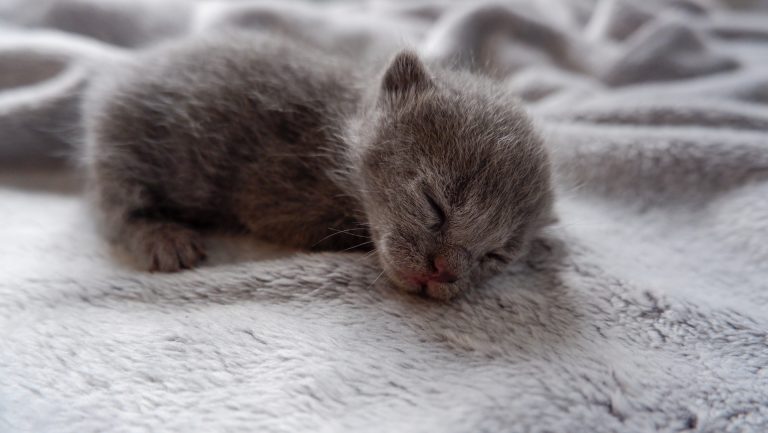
[{"left": 82, "top": 31, "right": 554, "bottom": 299}]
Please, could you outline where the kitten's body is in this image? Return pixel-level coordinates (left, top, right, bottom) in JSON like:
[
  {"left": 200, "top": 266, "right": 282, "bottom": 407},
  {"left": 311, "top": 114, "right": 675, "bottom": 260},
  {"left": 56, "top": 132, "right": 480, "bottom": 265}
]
[{"left": 83, "top": 31, "right": 554, "bottom": 299}]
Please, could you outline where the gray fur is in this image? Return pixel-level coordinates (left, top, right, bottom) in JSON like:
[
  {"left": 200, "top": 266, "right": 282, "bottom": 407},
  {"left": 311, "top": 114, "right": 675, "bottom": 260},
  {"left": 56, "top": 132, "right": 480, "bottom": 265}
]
[{"left": 82, "top": 30, "right": 554, "bottom": 299}]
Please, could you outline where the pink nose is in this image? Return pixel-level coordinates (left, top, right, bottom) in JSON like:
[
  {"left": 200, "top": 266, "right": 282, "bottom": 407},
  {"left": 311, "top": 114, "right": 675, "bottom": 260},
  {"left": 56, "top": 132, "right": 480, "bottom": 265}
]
[{"left": 429, "top": 256, "right": 458, "bottom": 283}]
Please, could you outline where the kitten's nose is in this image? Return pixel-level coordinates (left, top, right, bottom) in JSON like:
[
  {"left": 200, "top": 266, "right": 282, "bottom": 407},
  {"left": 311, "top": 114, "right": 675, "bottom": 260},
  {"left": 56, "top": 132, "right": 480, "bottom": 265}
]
[{"left": 429, "top": 256, "right": 458, "bottom": 283}]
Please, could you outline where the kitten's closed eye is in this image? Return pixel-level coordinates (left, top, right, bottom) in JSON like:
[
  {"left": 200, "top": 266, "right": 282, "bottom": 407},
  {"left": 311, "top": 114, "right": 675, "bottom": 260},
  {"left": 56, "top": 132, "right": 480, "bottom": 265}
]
[
  {"left": 484, "top": 251, "right": 510, "bottom": 263},
  {"left": 484, "top": 235, "right": 523, "bottom": 263},
  {"left": 425, "top": 193, "right": 446, "bottom": 231}
]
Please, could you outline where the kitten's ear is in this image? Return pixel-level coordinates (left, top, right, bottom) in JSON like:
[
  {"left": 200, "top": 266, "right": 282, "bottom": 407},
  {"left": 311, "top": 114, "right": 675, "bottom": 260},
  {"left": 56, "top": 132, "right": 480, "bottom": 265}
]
[{"left": 381, "top": 50, "right": 434, "bottom": 96}]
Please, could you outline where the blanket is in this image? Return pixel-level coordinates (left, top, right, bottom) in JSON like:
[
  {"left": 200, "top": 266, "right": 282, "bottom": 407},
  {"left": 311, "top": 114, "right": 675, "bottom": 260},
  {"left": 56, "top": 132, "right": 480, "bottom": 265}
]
[{"left": 2, "top": 0, "right": 768, "bottom": 431}]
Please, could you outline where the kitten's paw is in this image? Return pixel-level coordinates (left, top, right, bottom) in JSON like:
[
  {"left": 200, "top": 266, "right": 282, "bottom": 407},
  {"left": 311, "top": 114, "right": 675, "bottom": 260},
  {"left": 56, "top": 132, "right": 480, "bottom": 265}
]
[{"left": 131, "top": 223, "right": 206, "bottom": 272}]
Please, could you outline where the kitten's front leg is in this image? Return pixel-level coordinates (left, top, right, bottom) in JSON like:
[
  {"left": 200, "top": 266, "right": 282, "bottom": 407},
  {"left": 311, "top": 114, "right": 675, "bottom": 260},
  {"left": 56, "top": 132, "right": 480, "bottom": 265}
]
[
  {"left": 123, "top": 220, "right": 206, "bottom": 272},
  {"left": 90, "top": 177, "right": 207, "bottom": 272}
]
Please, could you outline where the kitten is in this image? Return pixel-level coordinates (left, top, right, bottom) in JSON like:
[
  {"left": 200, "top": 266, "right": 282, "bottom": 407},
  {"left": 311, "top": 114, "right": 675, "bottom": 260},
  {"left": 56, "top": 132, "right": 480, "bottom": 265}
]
[{"left": 82, "top": 30, "right": 554, "bottom": 300}]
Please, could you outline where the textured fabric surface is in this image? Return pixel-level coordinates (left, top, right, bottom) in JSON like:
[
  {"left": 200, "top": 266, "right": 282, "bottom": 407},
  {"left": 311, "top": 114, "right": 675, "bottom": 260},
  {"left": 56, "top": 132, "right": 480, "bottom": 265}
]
[{"left": 2, "top": 0, "right": 768, "bottom": 432}]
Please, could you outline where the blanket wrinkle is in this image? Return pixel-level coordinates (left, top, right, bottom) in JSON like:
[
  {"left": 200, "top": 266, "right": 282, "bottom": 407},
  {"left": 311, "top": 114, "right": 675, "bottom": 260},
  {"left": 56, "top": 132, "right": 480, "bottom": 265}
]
[
  {"left": 601, "top": 18, "right": 739, "bottom": 86},
  {"left": 3, "top": 0, "right": 768, "bottom": 432}
]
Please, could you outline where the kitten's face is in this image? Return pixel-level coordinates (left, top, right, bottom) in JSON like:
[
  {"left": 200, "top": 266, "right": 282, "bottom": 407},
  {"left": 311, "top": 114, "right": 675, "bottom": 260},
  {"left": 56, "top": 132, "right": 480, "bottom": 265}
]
[{"left": 352, "top": 52, "right": 553, "bottom": 299}]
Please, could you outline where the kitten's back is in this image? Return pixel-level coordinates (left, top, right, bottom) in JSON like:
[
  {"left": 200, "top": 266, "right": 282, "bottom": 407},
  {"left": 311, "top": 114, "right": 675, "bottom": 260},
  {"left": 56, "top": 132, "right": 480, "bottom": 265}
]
[{"left": 83, "top": 31, "right": 368, "bottom": 271}]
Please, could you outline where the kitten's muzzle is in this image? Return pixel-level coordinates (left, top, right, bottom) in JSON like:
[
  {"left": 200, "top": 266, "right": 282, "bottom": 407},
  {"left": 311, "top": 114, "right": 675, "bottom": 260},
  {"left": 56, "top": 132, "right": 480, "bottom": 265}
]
[
  {"left": 406, "top": 255, "right": 459, "bottom": 286},
  {"left": 429, "top": 256, "right": 459, "bottom": 283}
]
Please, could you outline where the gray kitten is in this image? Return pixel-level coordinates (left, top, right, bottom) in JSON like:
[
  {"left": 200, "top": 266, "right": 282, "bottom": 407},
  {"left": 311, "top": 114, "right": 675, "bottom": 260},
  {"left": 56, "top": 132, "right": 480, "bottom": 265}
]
[{"left": 82, "top": 31, "right": 554, "bottom": 299}]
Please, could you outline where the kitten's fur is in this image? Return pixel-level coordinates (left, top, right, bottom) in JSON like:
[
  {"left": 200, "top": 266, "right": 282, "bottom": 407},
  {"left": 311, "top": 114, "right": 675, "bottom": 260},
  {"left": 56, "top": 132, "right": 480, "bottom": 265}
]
[{"left": 83, "top": 31, "right": 554, "bottom": 299}]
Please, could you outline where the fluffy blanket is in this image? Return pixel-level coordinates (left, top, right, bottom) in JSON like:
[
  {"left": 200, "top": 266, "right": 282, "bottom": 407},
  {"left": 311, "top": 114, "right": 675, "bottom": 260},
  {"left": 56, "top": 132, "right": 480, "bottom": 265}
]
[{"left": 3, "top": 0, "right": 768, "bottom": 431}]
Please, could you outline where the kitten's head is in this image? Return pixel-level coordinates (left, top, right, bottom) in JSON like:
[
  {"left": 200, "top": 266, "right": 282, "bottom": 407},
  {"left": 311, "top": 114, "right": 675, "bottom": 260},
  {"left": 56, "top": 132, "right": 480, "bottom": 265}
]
[{"left": 349, "top": 50, "right": 554, "bottom": 299}]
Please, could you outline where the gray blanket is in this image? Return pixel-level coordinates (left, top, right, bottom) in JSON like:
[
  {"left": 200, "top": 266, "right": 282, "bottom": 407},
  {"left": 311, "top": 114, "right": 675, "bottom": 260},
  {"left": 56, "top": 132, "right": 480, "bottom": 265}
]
[{"left": 2, "top": 0, "right": 768, "bottom": 431}]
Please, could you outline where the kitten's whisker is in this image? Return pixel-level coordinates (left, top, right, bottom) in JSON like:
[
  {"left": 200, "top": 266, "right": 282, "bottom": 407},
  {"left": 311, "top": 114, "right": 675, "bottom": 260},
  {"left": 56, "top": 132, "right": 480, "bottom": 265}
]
[
  {"left": 357, "top": 249, "right": 378, "bottom": 261},
  {"left": 311, "top": 229, "right": 347, "bottom": 247},
  {"left": 310, "top": 227, "right": 369, "bottom": 247},
  {"left": 339, "top": 241, "right": 373, "bottom": 252},
  {"left": 311, "top": 235, "right": 339, "bottom": 247},
  {"left": 543, "top": 218, "right": 598, "bottom": 234},
  {"left": 329, "top": 228, "right": 370, "bottom": 238},
  {"left": 366, "top": 270, "right": 386, "bottom": 290}
]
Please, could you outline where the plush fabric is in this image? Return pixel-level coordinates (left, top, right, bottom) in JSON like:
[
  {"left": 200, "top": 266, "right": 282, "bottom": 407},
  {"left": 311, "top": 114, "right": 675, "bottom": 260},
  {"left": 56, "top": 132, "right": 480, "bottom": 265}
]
[{"left": 2, "top": 0, "right": 768, "bottom": 431}]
